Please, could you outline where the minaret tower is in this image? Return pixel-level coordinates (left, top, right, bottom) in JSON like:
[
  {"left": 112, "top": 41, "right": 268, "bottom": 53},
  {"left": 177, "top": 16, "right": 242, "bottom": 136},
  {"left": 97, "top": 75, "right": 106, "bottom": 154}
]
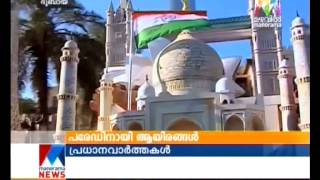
[
  {"left": 97, "top": 69, "right": 114, "bottom": 130},
  {"left": 97, "top": 2, "right": 115, "bottom": 130},
  {"left": 249, "top": 0, "right": 280, "bottom": 96},
  {"left": 275, "top": 28, "right": 298, "bottom": 131},
  {"left": 105, "top": 1, "right": 114, "bottom": 66},
  {"left": 56, "top": 40, "right": 80, "bottom": 131},
  {"left": 278, "top": 59, "right": 298, "bottom": 130},
  {"left": 291, "top": 14, "right": 310, "bottom": 131},
  {"left": 125, "top": 0, "right": 133, "bottom": 54},
  {"left": 54, "top": 40, "right": 80, "bottom": 143}
]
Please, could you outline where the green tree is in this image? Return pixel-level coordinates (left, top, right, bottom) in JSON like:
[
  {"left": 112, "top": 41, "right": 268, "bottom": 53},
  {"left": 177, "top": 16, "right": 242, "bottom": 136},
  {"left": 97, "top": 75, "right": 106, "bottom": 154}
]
[
  {"left": 18, "top": 0, "right": 105, "bottom": 129},
  {"left": 19, "top": 98, "right": 37, "bottom": 114}
]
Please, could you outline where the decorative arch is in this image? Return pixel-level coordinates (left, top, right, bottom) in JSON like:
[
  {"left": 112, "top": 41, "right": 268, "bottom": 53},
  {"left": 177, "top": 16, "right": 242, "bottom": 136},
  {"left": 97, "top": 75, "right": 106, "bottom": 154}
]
[
  {"left": 251, "top": 116, "right": 264, "bottom": 130},
  {"left": 167, "top": 118, "right": 202, "bottom": 130},
  {"left": 224, "top": 115, "right": 244, "bottom": 131},
  {"left": 128, "top": 122, "right": 143, "bottom": 130},
  {"left": 112, "top": 124, "right": 120, "bottom": 131}
]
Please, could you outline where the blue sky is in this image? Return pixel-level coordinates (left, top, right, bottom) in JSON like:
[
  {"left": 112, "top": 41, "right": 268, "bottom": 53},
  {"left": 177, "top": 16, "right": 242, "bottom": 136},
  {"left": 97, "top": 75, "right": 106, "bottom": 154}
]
[
  {"left": 78, "top": 0, "right": 309, "bottom": 59},
  {"left": 21, "top": 0, "right": 309, "bottom": 99}
]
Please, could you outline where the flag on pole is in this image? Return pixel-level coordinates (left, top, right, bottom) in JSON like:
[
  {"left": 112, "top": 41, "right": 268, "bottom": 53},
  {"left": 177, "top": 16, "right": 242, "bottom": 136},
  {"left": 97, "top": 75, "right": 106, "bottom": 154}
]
[{"left": 133, "top": 11, "right": 210, "bottom": 49}]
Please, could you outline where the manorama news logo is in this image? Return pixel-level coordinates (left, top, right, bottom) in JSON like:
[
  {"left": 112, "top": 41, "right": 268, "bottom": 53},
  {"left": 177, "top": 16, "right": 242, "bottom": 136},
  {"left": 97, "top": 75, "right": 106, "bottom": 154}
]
[
  {"left": 40, "top": 0, "right": 68, "bottom": 7},
  {"left": 253, "top": 0, "right": 282, "bottom": 28},
  {"left": 39, "top": 144, "right": 66, "bottom": 179}
]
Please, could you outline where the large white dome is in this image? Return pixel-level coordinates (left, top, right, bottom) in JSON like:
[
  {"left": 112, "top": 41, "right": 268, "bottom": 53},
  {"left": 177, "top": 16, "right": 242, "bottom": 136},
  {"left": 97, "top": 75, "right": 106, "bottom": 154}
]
[{"left": 153, "top": 30, "right": 224, "bottom": 95}]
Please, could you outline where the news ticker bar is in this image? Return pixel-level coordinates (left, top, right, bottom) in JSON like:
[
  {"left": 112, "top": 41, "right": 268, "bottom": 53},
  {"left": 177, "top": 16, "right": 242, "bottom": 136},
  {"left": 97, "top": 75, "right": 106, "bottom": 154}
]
[
  {"left": 11, "top": 144, "right": 310, "bottom": 178},
  {"left": 65, "top": 131, "right": 310, "bottom": 144},
  {"left": 66, "top": 144, "right": 309, "bottom": 157}
]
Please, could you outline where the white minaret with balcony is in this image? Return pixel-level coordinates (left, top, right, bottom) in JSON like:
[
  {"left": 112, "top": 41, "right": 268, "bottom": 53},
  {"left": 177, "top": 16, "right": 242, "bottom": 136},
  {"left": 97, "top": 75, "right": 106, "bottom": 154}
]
[
  {"left": 54, "top": 40, "right": 80, "bottom": 143},
  {"left": 97, "top": 2, "right": 115, "bottom": 130},
  {"left": 56, "top": 40, "right": 80, "bottom": 131},
  {"left": 277, "top": 59, "right": 299, "bottom": 130},
  {"left": 97, "top": 69, "right": 114, "bottom": 130},
  {"left": 275, "top": 27, "right": 298, "bottom": 131},
  {"left": 291, "top": 14, "right": 310, "bottom": 131},
  {"left": 249, "top": 0, "right": 280, "bottom": 96}
]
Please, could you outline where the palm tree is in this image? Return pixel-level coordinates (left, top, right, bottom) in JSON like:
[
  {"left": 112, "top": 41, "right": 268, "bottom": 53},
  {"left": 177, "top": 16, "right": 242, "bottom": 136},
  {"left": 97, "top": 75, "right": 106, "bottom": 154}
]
[
  {"left": 11, "top": 0, "right": 21, "bottom": 130},
  {"left": 18, "top": 0, "right": 105, "bottom": 129}
]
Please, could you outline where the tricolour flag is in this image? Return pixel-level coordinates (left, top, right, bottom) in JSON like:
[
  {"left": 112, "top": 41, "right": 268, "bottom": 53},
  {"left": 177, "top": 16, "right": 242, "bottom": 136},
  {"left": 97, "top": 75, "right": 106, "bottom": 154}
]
[{"left": 133, "top": 11, "right": 210, "bottom": 49}]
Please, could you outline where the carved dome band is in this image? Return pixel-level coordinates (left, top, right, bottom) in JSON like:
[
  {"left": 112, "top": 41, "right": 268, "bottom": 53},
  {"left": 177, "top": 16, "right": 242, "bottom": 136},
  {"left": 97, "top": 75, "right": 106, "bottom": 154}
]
[
  {"left": 280, "top": 105, "right": 296, "bottom": 111},
  {"left": 295, "top": 76, "right": 310, "bottom": 84},
  {"left": 292, "top": 35, "right": 305, "bottom": 41},
  {"left": 60, "top": 56, "right": 79, "bottom": 63},
  {"left": 278, "top": 74, "right": 291, "bottom": 79},
  {"left": 98, "top": 117, "right": 106, "bottom": 121},
  {"left": 57, "top": 94, "right": 77, "bottom": 100},
  {"left": 298, "top": 123, "right": 310, "bottom": 130}
]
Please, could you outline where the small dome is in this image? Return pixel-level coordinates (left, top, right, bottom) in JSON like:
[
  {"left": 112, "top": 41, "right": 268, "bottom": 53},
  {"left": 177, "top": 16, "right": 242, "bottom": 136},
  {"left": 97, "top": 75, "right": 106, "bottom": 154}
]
[
  {"left": 291, "top": 16, "right": 305, "bottom": 27},
  {"left": 137, "top": 75, "right": 155, "bottom": 100},
  {"left": 215, "top": 77, "right": 233, "bottom": 94},
  {"left": 63, "top": 40, "right": 78, "bottom": 49},
  {"left": 100, "top": 68, "right": 113, "bottom": 82},
  {"left": 215, "top": 77, "right": 245, "bottom": 97},
  {"left": 279, "top": 59, "right": 289, "bottom": 68},
  {"left": 279, "top": 59, "right": 294, "bottom": 69},
  {"left": 154, "top": 30, "right": 224, "bottom": 95}
]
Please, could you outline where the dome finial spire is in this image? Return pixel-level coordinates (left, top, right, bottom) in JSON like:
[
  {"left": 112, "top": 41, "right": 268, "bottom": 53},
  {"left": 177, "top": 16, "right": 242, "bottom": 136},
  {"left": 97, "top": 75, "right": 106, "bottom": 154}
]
[
  {"left": 70, "top": 32, "right": 74, "bottom": 40},
  {"left": 181, "top": 0, "right": 191, "bottom": 11},
  {"left": 127, "top": 0, "right": 133, "bottom": 10},
  {"left": 67, "top": 32, "right": 74, "bottom": 41},
  {"left": 296, "top": 10, "right": 300, "bottom": 17},
  {"left": 108, "top": 0, "right": 114, "bottom": 12}
]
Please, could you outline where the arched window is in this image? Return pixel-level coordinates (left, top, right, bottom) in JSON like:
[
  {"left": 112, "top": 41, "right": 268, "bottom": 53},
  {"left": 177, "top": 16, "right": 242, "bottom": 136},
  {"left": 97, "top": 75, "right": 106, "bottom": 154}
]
[
  {"left": 251, "top": 116, "right": 264, "bottom": 130},
  {"left": 224, "top": 115, "right": 244, "bottom": 131},
  {"left": 120, "top": 85, "right": 126, "bottom": 91},
  {"left": 128, "top": 122, "right": 143, "bottom": 130},
  {"left": 112, "top": 125, "right": 120, "bottom": 131},
  {"left": 222, "top": 99, "right": 228, "bottom": 104},
  {"left": 167, "top": 118, "right": 201, "bottom": 130},
  {"left": 132, "top": 85, "right": 140, "bottom": 91}
]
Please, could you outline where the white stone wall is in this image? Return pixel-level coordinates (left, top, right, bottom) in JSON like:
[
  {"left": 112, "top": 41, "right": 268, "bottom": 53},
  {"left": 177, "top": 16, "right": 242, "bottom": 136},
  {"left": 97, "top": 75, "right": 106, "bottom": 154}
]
[
  {"left": 145, "top": 94, "right": 218, "bottom": 130},
  {"left": 264, "top": 105, "right": 281, "bottom": 130}
]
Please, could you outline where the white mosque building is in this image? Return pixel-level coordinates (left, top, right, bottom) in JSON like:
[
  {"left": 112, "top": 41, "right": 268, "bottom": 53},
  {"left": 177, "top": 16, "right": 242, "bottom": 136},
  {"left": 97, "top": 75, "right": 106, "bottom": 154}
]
[{"left": 55, "top": 0, "right": 310, "bottom": 132}]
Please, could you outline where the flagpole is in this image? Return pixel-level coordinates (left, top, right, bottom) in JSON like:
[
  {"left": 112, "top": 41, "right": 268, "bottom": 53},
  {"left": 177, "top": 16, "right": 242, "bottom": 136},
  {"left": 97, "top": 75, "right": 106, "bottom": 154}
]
[{"left": 127, "top": 10, "right": 133, "bottom": 111}]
